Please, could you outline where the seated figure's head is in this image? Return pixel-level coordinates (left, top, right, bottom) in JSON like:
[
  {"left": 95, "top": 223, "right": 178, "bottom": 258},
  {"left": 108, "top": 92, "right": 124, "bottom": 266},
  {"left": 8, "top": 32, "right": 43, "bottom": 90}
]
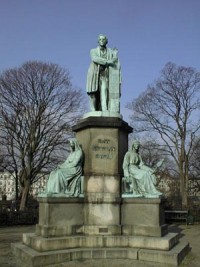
[
  {"left": 132, "top": 140, "right": 140, "bottom": 151},
  {"left": 69, "top": 138, "right": 81, "bottom": 151}
]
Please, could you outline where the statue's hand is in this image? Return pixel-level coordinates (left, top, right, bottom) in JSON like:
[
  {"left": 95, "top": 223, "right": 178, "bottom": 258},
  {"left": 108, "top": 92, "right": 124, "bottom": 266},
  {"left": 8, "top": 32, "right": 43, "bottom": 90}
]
[
  {"left": 153, "top": 159, "right": 164, "bottom": 172},
  {"left": 107, "top": 59, "right": 116, "bottom": 66},
  {"left": 125, "top": 176, "right": 130, "bottom": 183},
  {"left": 156, "top": 159, "right": 164, "bottom": 168}
]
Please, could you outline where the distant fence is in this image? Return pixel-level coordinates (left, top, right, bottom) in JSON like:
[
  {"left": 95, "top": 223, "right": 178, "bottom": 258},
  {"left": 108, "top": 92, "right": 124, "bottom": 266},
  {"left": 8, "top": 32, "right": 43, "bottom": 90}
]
[
  {"left": 0, "top": 199, "right": 39, "bottom": 226},
  {"left": 0, "top": 210, "right": 38, "bottom": 226},
  {"left": 164, "top": 196, "right": 200, "bottom": 224}
]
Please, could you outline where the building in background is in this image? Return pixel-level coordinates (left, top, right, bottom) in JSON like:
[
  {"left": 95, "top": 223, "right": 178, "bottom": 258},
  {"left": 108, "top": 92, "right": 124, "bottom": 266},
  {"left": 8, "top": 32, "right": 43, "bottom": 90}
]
[
  {"left": 0, "top": 171, "right": 199, "bottom": 201},
  {"left": 0, "top": 172, "right": 48, "bottom": 200}
]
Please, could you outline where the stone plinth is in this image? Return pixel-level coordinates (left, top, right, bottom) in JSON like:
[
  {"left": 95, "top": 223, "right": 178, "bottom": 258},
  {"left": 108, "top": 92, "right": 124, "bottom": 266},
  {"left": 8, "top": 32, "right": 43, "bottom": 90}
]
[
  {"left": 12, "top": 232, "right": 189, "bottom": 267},
  {"left": 72, "top": 117, "right": 132, "bottom": 235},
  {"left": 72, "top": 116, "right": 132, "bottom": 177},
  {"left": 36, "top": 197, "right": 84, "bottom": 237},
  {"left": 22, "top": 232, "right": 179, "bottom": 252},
  {"left": 121, "top": 197, "right": 168, "bottom": 237},
  {"left": 12, "top": 188, "right": 190, "bottom": 266}
]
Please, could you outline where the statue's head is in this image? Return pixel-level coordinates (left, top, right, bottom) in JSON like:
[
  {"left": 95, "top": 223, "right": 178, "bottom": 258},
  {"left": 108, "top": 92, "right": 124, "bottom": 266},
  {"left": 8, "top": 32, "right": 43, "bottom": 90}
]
[
  {"left": 69, "top": 138, "right": 81, "bottom": 151},
  {"left": 132, "top": 140, "right": 140, "bottom": 151},
  {"left": 98, "top": 34, "right": 108, "bottom": 46}
]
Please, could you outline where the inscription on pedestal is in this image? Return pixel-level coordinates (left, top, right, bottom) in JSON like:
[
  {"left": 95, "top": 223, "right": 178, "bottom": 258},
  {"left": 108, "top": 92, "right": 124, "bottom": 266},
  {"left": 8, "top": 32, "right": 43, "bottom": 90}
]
[
  {"left": 92, "top": 138, "right": 116, "bottom": 159},
  {"left": 90, "top": 135, "right": 117, "bottom": 174}
]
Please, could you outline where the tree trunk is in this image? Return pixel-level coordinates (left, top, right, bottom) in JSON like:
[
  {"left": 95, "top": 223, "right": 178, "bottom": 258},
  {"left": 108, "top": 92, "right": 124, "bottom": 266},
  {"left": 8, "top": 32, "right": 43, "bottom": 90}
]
[
  {"left": 15, "top": 177, "right": 19, "bottom": 200},
  {"left": 19, "top": 180, "right": 30, "bottom": 211},
  {"left": 179, "top": 170, "right": 188, "bottom": 208},
  {"left": 179, "top": 161, "right": 188, "bottom": 208},
  {"left": 182, "top": 190, "right": 188, "bottom": 208},
  {"left": 182, "top": 172, "right": 188, "bottom": 208}
]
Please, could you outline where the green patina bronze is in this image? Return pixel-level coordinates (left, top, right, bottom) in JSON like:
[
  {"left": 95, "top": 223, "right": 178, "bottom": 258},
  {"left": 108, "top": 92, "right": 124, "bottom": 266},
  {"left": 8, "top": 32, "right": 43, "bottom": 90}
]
[
  {"left": 41, "top": 138, "right": 83, "bottom": 197},
  {"left": 123, "top": 140, "right": 163, "bottom": 198},
  {"left": 86, "top": 34, "right": 121, "bottom": 113}
]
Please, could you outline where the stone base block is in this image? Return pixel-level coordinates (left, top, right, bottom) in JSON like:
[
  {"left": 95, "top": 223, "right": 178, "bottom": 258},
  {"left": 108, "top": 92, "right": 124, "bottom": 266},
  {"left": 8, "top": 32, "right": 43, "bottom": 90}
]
[
  {"left": 138, "top": 239, "right": 190, "bottom": 266},
  {"left": 122, "top": 224, "right": 168, "bottom": 237},
  {"left": 122, "top": 197, "right": 165, "bottom": 225},
  {"left": 22, "top": 232, "right": 179, "bottom": 252},
  {"left": 36, "top": 224, "right": 80, "bottom": 237},
  {"left": 12, "top": 237, "right": 190, "bottom": 267},
  {"left": 84, "top": 201, "right": 120, "bottom": 227},
  {"left": 38, "top": 197, "right": 84, "bottom": 225},
  {"left": 83, "top": 111, "right": 122, "bottom": 119},
  {"left": 36, "top": 197, "right": 84, "bottom": 237},
  {"left": 12, "top": 243, "right": 138, "bottom": 267},
  {"left": 85, "top": 176, "right": 120, "bottom": 196}
]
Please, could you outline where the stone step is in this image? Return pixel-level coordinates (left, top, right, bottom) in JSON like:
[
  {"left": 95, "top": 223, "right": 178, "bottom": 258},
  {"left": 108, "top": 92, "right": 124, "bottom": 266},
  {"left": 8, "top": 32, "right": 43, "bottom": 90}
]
[
  {"left": 12, "top": 239, "right": 190, "bottom": 267},
  {"left": 138, "top": 239, "right": 190, "bottom": 266},
  {"left": 23, "top": 232, "right": 179, "bottom": 252},
  {"left": 11, "top": 242, "right": 138, "bottom": 267}
]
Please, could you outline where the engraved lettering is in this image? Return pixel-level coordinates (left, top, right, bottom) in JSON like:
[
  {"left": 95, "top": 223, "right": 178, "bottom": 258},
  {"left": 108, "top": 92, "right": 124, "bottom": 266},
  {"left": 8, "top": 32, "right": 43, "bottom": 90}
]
[
  {"left": 98, "top": 139, "right": 110, "bottom": 144},
  {"left": 95, "top": 154, "right": 113, "bottom": 159},
  {"left": 92, "top": 138, "right": 116, "bottom": 160}
]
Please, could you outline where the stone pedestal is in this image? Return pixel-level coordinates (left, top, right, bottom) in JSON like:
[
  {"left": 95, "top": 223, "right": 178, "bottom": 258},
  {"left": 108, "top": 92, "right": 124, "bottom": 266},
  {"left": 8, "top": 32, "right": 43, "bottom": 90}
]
[
  {"left": 36, "top": 197, "right": 84, "bottom": 237},
  {"left": 73, "top": 117, "right": 132, "bottom": 235},
  {"left": 12, "top": 195, "right": 190, "bottom": 266},
  {"left": 12, "top": 117, "right": 190, "bottom": 266},
  {"left": 122, "top": 198, "right": 168, "bottom": 237},
  {"left": 72, "top": 117, "right": 132, "bottom": 177}
]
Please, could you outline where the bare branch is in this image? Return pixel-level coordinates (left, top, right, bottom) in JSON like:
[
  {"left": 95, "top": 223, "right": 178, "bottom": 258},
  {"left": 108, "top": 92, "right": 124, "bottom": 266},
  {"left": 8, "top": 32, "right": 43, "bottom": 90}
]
[
  {"left": 127, "top": 62, "right": 200, "bottom": 207},
  {"left": 0, "top": 61, "right": 86, "bottom": 210}
]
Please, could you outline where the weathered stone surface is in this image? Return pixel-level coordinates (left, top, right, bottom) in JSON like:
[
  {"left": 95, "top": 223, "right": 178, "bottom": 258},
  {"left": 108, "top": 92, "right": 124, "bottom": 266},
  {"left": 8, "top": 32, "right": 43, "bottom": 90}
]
[
  {"left": 122, "top": 224, "right": 168, "bottom": 237},
  {"left": 138, "top": 239, "right": 190, "bottom": 265},
  {"left": 22, "top": 232, "right": 179, "bottom": 252},
  {"left": 78, "top": 225, "right": 122, "bottom": 236},
  {"left": 12, "top": 241, "right": 139, "bottom": 267},
  {"left": 86, "top": 175, "right": 119, "bottom": 194},
  {"left": 121, "top": 197, "right": 166, "bottom": 237},
  {"left": 84, "top": 202, "right": 120, "bottom": 225},
  {"left": 12, "top": 237, "right": 189, "bottom": 267},
  {"left": 36, "top": 197, "right": 84, "bottom": 237},
  {"left": 83, "top": 111, "right": 122, "bottom": 119},
  {"left": 72, "top": 117, "right": 132, "bottom": 177},
  {"left": 72, "top": 117, "right": 132, "bottom": 234}
]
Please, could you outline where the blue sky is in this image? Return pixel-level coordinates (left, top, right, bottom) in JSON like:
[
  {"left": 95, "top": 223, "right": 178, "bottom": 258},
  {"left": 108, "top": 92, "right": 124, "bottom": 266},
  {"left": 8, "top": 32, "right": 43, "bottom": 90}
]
[{"left": 0, "top": 0, "right": 200, "bottom": 121}]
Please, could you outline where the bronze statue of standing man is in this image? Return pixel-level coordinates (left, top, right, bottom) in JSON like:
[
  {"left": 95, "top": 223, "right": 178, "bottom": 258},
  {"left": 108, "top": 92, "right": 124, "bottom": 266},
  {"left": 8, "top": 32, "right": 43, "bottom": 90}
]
[{"left": 86, "top": 34, "right": 121, "bottom": 113}]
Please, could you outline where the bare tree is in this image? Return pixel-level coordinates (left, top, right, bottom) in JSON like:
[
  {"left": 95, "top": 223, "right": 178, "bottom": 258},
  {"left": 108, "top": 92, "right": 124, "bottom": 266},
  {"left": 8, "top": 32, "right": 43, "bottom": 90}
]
[
  {"left": 0, "top": 61, "right": 85, "bottom": 210},
  {"left": 189, "top": 137, "right": 200, "bottom": 178},
  {"left": 137, "top": 138, "right": 176, "bottom": 190},
  {"left": 139, "top": 139, "right": 167, "bottom": 167},
  {"left": 127, "top": 62, "right": 200, "bottom": 207},
  {"left": 188, "top": 137, "right": 200, "bottom": 196}
]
